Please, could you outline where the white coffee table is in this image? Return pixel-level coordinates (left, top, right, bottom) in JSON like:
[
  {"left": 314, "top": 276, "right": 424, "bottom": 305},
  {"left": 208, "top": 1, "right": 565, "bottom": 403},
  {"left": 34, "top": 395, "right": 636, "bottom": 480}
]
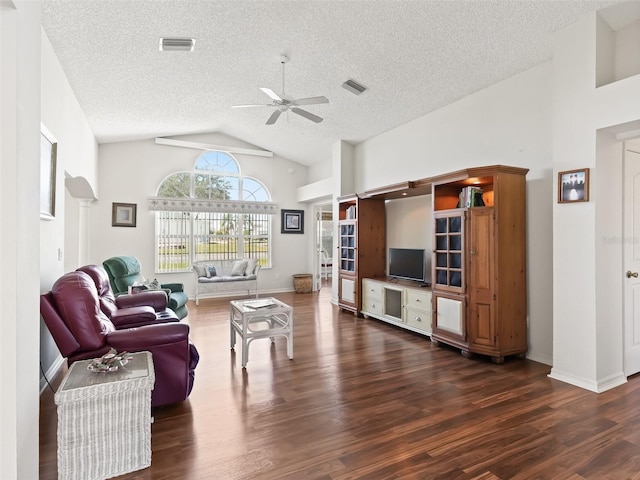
[{"left": 229, "top": 297, "right": 293, "bottom": 367}]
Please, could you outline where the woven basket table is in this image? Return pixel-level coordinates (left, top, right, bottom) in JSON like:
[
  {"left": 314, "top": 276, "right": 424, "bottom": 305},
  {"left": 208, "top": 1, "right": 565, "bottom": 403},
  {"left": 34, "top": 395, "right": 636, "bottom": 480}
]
[{"left": 54, "top": 351, "right": 155, "bottom": 480}]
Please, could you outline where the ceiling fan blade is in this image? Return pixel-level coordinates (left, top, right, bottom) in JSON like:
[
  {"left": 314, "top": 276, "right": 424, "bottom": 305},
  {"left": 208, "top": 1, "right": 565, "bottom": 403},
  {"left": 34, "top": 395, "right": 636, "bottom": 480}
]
[
  {"left": 291, "top": 107, "right": 323, "bottom": 123},
  {"left": 232, "top": 104, "right": 271, "bottom": 108},
  {"left": 292, "top": 96, "right": 329, "bottom": 106},
  {"left": 260, "top": 88, "right": 282, "bottom": 102},
  {"left": 266, "top": 109, "right": 282, "bottom": 125}
]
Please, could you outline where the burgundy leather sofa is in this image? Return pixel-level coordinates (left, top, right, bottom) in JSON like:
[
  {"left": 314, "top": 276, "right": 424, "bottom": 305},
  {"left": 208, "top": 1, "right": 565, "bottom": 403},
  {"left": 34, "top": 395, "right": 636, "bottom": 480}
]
[{"left": 40, "top": 270, "right": 199, "bottom": 407}]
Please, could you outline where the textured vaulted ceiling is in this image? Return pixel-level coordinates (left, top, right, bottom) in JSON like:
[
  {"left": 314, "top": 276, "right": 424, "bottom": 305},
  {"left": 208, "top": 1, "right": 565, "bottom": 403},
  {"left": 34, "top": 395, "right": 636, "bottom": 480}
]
[{"left": 41, "top": 0, "right": 632, "bottom": 167}]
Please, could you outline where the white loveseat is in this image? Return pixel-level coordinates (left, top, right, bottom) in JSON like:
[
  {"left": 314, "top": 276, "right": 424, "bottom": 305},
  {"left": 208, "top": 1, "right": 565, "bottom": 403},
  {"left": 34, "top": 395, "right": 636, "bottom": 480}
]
[{"left": 192, "top": 258, "right": 260, "bottom": 305}]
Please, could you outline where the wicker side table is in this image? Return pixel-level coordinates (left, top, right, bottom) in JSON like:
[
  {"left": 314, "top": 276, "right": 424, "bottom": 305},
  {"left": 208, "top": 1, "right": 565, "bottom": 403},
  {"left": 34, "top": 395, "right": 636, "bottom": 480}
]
[
  {"left": 230, "top": 297, "right": 293, "bottom": 367},
  {"left": 54, "top": 351, "right": 155, "bottom": 480}
]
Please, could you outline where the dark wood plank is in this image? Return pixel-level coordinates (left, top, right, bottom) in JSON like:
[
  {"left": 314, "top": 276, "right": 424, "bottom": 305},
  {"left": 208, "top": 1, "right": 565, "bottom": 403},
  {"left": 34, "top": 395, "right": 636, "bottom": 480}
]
[{"left": 39, "top": 285, "right": 640, "bottom": 479}]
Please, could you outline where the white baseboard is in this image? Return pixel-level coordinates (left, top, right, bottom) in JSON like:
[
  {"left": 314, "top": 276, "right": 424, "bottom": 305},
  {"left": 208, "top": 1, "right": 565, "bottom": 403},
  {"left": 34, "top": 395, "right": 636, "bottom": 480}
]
[
  {"left": 548, "top": 367, "right": 627, "bottom": 393},
  {"left": 189, "top": 287, "right": 296, "bottom": 302},
  {"left": 525, "top": 350, "right": 553, "bottom": 366},
  {"left": 40, "top": 354, "right": 65, "bottom": 394}
]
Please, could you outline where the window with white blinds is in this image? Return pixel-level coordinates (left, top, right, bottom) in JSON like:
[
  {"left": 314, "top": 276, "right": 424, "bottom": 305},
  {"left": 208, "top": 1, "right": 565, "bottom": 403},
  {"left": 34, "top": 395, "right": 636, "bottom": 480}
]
[{"left": 154, "top": 151, "right": 272, "bottom": 273}]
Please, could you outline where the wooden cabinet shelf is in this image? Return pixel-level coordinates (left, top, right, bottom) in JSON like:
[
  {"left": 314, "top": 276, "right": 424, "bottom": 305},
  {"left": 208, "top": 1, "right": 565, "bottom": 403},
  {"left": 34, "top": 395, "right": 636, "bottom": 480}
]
[
  {"left": 431, "top": 165, "right": 528, "bottom": 363},
  {"left": 337, "top": 195, "right": 385, "bottom": 314}
]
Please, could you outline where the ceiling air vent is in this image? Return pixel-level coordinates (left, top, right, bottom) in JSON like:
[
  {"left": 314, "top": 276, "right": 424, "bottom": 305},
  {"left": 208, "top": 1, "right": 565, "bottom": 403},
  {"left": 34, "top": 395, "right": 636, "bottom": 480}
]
[
  {"left": 342, "top": 79, "right": 367, "bottom": 96},
  {"left": 159, "top": 38, "right": 196, "bottom": 52}
]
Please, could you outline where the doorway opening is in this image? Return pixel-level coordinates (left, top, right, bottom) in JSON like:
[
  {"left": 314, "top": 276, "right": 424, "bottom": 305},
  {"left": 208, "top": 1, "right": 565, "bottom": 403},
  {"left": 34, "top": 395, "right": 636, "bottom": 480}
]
[{"left": 316, "top": 205, "right": 333, "bottom": 290}]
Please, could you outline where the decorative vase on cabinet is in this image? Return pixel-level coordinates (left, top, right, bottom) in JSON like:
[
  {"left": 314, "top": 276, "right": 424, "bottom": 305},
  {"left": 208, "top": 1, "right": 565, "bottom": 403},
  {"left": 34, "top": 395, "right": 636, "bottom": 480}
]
[{"left": 430, "top": 165, "right": 528, "bottom": 363}]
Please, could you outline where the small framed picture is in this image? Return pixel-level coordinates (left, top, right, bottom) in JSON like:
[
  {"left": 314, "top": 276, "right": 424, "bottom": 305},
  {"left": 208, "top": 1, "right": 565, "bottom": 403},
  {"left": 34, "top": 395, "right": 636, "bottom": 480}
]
[
  {"left": 558, "top": 168, "right": 589, "bottom": 203},
  {"left": 281, "top": 209, "right": 304, "bottom": 234},
  {"left": 112, "top": 202, "right": 137, "bottom": 227}
]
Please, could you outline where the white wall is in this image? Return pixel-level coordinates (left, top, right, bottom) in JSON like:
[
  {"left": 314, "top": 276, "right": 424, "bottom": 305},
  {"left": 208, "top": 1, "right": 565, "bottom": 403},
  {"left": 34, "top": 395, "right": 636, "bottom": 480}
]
[
  {"left": 615, "top": 19, "right": 640, "bottom": 83},
  {"left": 41, "top": 29, "right": 98, "bottom": 278},
  {"left": 595, "top": 130, "right": 624, "bottom": 383},
  {"left": 354, "top": 63, "right": 553, "bottom": 192},
  {"left": 308, "top": 155, "right": 332, "bottom": 183},
  {"left": 354, "top": 63, "right": 554, "bottom": 365},
  {"left": 596, "top": 14, "right": 615, "bottom": 88},
  {"left": 551, "top": 11, "right": 640, "bottom": 392},
  {"left": 0, "top": 5, "right": 80, "bottom": 477},
  {"left": 92, "top": 133, "right": 311, "bottom": 295},
  {"left": 1, "top": 2, "right": 41, "bottom": 478},
  {"left": 386, "top": 195, "right": 432, "bottom": 282},
  {"left": 298, "top": 177, "right": 332, "bottom": 203},
  {"left": 39, "top": 30, "right": 98, "bottom": 379},
  {"left": 551, "top": 15, "right": 600, "bottom": 388}
]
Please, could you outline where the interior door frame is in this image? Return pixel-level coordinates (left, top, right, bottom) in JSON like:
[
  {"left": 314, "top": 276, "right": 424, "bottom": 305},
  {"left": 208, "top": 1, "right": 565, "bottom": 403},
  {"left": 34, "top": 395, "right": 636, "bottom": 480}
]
[
  {"left": 312, "top": 203, "right": 334, "bottom": 291},
  {"left": 623, "top": 139, "right": 640, "bottom": 376},
  {"left": 313, "top": 205, "right": 323, "bottom": 291}
]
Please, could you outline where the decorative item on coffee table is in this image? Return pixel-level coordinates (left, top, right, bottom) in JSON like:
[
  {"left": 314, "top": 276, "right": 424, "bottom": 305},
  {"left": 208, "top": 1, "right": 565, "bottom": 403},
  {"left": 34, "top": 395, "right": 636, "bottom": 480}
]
[{"left": 87, "top": 348, "right": 133, "bottom": 373}]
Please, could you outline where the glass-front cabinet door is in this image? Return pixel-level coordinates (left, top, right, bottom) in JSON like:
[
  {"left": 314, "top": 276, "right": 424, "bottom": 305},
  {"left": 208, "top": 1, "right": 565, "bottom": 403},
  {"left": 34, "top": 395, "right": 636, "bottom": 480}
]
[
  {"left": 433, "top": 210, "right": 465, "bottom": 294},
  {"left": 339, "top": 220, "right": 356, "bottom": 273}
]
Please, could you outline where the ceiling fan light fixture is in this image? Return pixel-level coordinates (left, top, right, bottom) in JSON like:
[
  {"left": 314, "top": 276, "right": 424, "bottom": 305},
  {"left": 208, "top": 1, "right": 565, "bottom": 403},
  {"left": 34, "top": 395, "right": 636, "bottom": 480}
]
[
  {"left": 233, "top": 55, "right": 328, "bottom": 125},
  {"left": 159, "top": 38, "right": 196, "bottom": 52},
  {"left": 342, "top": 79, "right": 367, "bottom": 96}
]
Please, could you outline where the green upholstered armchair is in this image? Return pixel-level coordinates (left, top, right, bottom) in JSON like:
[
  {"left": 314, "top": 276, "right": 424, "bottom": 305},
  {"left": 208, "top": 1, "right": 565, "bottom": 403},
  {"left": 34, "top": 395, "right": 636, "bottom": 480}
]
[{"left": 103, "top": 256, "right": 189, "bottom": 320}]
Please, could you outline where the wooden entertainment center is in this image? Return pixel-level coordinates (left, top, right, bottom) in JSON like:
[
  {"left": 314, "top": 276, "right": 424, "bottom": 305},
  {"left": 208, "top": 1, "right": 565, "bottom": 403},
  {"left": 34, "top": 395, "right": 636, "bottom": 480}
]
[{"left": 337, "top": 165, "right": 528, "bottom": 363}]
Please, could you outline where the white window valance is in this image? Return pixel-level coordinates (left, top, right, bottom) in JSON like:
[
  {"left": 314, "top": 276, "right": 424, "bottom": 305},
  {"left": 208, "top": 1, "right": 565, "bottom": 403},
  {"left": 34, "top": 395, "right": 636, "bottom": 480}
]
[{"left": 147, "top": 197, "right": 279, "bottom": 214}]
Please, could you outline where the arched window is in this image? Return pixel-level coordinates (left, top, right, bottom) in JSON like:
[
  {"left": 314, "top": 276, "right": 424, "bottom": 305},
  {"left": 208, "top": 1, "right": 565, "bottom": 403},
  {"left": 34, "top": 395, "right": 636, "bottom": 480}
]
[{"left": 151, "top": 152, "right": 275, "bottom": 273}]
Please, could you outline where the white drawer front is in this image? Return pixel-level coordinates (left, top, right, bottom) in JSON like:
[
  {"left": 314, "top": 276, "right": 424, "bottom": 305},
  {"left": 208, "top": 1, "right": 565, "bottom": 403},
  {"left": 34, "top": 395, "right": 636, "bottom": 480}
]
[
  {"left": 362, "top": 280, "right": 383, "bottom": 300},
  {"left": 362, "top": 297, "right": 383, "bottom": 315},
  {"left": 406, "top": 307, "right": 431, "bottom": 333},
  {"left": 406, "top": 290, "right": 431, "bottom": 310}
]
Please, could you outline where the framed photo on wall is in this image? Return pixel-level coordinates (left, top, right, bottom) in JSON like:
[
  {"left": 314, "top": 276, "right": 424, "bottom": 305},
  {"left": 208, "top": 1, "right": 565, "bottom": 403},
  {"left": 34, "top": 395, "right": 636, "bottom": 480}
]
[
  {"left": 558, "top": 168, "right": 589, "bottom": 203},
  {"left": 112, "top": 202, "right": 137, "bottom": 227},
  {"left": 281, "top": 209, "right": 304, "bottom": 234},
  {"left": 40, "top": 125, "right": 57, "bottom": 220}
]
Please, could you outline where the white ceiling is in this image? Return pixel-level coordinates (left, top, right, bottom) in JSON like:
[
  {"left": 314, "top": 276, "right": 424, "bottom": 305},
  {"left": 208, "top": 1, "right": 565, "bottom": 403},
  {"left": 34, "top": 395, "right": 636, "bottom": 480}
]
[{"left": 41, "top": 0, "right": 632, "bottom": 167}]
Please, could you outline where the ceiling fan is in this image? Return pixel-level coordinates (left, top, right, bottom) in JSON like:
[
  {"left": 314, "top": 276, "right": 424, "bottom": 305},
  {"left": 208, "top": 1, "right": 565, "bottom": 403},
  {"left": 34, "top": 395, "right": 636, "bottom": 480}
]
[{"left": 232, "top": 55, "right": 329, "bottom": 125}]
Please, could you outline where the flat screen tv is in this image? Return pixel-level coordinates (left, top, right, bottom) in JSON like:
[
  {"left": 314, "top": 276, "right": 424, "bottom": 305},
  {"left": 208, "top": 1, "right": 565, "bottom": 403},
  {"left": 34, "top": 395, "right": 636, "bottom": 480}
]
[{"left": 388, "top": 248, "right": 425, "bottom": 283}]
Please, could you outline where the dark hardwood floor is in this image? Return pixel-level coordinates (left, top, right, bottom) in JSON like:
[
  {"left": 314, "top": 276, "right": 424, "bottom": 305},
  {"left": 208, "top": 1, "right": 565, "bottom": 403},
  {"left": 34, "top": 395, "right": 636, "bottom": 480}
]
[{"left": 40, "top": 284, "right": 640, "bottom": 479}]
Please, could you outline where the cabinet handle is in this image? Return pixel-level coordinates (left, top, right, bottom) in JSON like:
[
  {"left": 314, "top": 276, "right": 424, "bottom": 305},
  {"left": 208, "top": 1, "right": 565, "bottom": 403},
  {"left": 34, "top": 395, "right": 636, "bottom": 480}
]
[
  {"left": 470, "top": 250, "right": 477, "bottom": 255},
  {"left": 415, "top": 316, "right": 422, "bottom": 322},
  {"left": 416, "top": 299, "right": 421, "bottom": 303},
  {"left": 627, "top": 270, "right": 639, "bottom": 278}
]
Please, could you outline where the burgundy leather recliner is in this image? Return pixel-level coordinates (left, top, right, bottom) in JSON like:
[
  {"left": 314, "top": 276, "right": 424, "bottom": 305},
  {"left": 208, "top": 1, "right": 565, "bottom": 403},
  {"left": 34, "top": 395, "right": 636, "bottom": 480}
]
[
  {"left": 40, "top": 270, "right": 199, "bottom": 407},
  {"left": 76, "top": 264, "right": 180, "bottom": 328}
]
